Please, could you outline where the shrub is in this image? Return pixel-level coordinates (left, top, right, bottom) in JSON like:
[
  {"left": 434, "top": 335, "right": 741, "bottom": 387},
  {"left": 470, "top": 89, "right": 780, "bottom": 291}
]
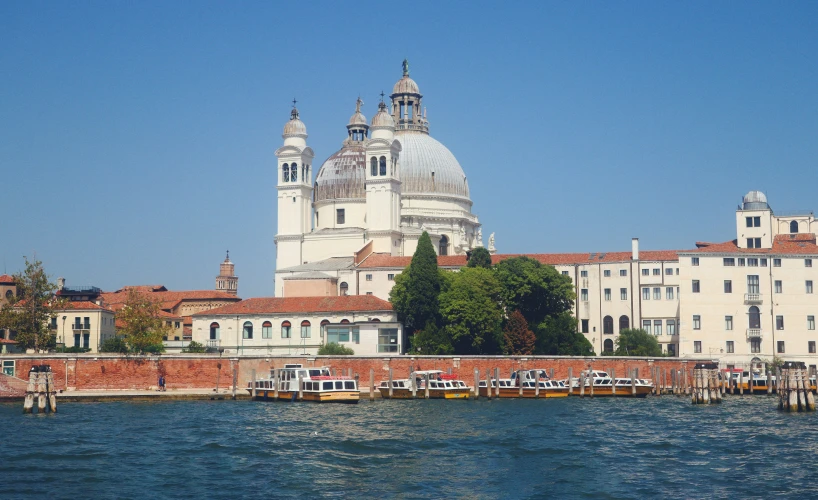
[
  {"left": 182, "top": 340, "right": 208, "bottom": 353},
  {"left": 62, "top": 346, "right": 91, "bottom": 353},
  {"left": 99, "top": 337, "right": 129, "bottom": 354},
  {"left": 318, "top": 342, "right": 355, "bottom": 355},
  {"left": 141, "top": 343, "right": 166, "bottom": 354}
]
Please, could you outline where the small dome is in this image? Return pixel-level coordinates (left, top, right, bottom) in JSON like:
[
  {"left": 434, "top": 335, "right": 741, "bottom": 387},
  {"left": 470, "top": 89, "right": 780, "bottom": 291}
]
[
  {"left": 347, "top": 97, "right": 368, "bottom": 127},
  {"left": 314, "top": 145, "right": 366, "bottom": 202},
  {"left": 393, "top": 75, "right": 420, "bottom": 95},
  {"left": 283, "top": 107, "right": 307, "bottom": 136},
  {"left": 744, "top": 190, "right": 767, "bottom": 204},
  {"left": 371, "top": 101, "right": 394, "bottom": 128}
]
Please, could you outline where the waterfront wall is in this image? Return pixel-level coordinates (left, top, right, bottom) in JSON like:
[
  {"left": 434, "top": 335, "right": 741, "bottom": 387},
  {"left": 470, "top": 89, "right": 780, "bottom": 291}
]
[{"left": 0, "top": 354, "right": 715, "bottom": 397}]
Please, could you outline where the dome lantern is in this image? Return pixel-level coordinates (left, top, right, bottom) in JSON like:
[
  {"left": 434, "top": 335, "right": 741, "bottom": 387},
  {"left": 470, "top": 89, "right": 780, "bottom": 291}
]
[
  {"left": 345, "top": 97, "right": 369, "bottom": 144},
  {"left": 742, "top": 190, "right": 770, "bottom": 210},
  {"left": 390, "top": 59, "right": 428, "bottom": 134},
  {"left": 282, "top": 100, "right": 308, "bottom": 148}
]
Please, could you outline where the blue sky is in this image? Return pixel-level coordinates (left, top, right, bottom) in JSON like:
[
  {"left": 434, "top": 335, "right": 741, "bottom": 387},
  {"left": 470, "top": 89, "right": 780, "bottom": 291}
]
[{"left": 2, "top": 2, "right": 816, "bottom": 298}]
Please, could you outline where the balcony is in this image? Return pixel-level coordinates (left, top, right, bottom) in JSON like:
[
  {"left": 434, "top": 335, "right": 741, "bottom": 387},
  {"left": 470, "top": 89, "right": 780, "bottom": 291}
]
[
  {"left": 744, "top": 293, "right": 763, "bottom": 305},
  {"left": 746, "top": 328, "right": 763, "bottom": 339},
  {"left": 206, "top": 339, "right": 221, "bottom": 349}
]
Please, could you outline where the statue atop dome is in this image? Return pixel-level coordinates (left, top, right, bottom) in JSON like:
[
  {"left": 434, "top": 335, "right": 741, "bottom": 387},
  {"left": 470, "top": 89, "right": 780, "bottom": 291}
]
[{"left": 402, "top": 58, "right": 410, "bottom": 77}]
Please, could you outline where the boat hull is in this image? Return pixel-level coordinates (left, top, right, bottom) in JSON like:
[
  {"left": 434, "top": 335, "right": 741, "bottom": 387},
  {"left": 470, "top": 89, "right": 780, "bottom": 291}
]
[
  {"left": 380, "top": 388, "right": 471, "bottom": 399},
  {"left": 478, "top": 387, "right": 569, "bottom": 398},
  {"left": 250, "top": 389, "right": 359, "bottom": 403},
  {"left": 575, "top": 386, "right": 652, "bottom": 398}
]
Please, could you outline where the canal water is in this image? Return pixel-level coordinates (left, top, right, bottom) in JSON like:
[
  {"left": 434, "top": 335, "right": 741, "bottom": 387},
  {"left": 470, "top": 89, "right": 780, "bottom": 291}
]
[{"left": 1, "top": 396, "right": 816, "bottom": 499}]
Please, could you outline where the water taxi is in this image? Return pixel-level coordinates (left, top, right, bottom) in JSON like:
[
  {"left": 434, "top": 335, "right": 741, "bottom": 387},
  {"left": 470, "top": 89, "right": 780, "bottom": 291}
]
[
  {"left": 724, "top": 370, "right": 817, "bottom": 394},
  {"left": 569, "top": 370, "right": 654, "bottom": 397},
  {"left": 478, "top": 369, "right": 569, "bottom": 398},
  {"left": 248, "top": 364, "right": 359, "bottom": 403},
  {"left": 378, "top": 370, "right": 472, "bottom": 399}
]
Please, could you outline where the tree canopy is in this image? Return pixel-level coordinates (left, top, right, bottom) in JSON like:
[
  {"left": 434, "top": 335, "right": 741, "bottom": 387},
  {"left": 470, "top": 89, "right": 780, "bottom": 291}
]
[
  {"left": 408, "top": 320, "right": 453, "bottom": 355},
  {"left": 494, "top": 257, "right": 575, "bottom": 327},
  {"left": 466, "top": 247, "right": 492, "bottom": 269},
  {"left": 614, "top": 328, "right": 662, "bottom": 357},
  {"left": 503, "top": 310, "right": 536, "bottom": 355},
  {"left": 117, "top": 289, "right": 171, "bottom": 354},
  {"left": 438, "top": 267, "right": 504, "bottom": 354},
  {"left": 318, "top": 342, "right": 355, "bottom": 355},
  {"left": 389, "top": 231, "right": 440, "bottom": 332},
  {"left": 535, "top": 312, "right": 594, "bottom": 356},
  {"left": 0, "top": 257, "right": 63, "bottom": 351}
]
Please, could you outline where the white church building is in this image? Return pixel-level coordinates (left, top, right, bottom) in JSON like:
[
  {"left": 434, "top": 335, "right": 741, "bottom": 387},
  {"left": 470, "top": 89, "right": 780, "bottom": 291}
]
[{"left": 274, "top": 61, "right": 488, "bottom": 297}]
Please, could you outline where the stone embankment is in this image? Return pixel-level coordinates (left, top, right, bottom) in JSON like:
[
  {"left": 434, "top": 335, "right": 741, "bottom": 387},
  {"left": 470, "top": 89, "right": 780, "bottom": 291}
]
[{"left": 0, "top": 354, "right": 709, "bottom": 400}]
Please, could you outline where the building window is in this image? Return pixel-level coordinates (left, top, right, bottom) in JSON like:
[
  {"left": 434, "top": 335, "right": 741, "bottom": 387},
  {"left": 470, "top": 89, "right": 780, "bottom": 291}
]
[
  {"left": 738, "top": 258, "right": 745, "bottom": 267},
  {"left": 726, "top": 341, "right": 734, "bottom": 353},
  {"left": 339, "top": 282, "right": 348, "bottom": 295},
  {"left": 776, "top": 315, "right": 784, "bottom": 330},
  {"left": 642, "top": 288, "right": 650, "bottom": 300},
  {"left": 753, "top": 216, "right": 760, "bottom": 227},
  {"left": 282, "top": 163, "right": 289, "bottom": 182},
  {"left": 603, "top": 339, "right": 614, "bottom": 353},
  {"left": 603, "top": 316, "right": 614, "bottom": 334},
  {"left": 327, "top": 326, "right": 351, "bottom": 343},
  {"left": 745, "top": 216, "right": 752, "bottom": 228},
  {"left": 790, "top": 220, "right": 799, "bottom": 233},
  {"left": 561, "top": 270, "right": 569, "bottom": 276},
  {"left": 580, "top": 289, "right": 588, "bottom": 302},
  {"left": 775, "top": 280, "right": 782, "bottom": 294},
  {"left": 619, "top": 315, "right": 629, "bottom": 331},
  {"left": 665, "top": 268, "right": 673, "bottom": 276},
  {"left": 439, "top": 235, "right": 449, "bottom": 256},
  {"left": 174, "top": 321, "right": 181, "bottom": 329},
  {"left": 749, "top": 306, "right": 761, "bottom": 329},
  {"left": 653, "top": 320, "right": 662, "bottom": 336},
  {"left": 281, "top": 321, "right": 292, "bottom": 339},
  {"left": 336, "top": 209, "right": 345, "bottom": 225},
  {"left": 209, "top": 322, "right": 220, "bottom": 340},
  {"left": 723, "top": 258, "right": 735, "bottom": 266},
  {"left": 379, "top": 156, "right": 387, "bottom": 176},
  {"left": 366, "top": 292, "right": 373, "bottom": 296},
  {"left": 810, "top": 341, "right": 816, "bottom": 354},
  {"left": 620, "top": 269, "right": 627, "bottom": 277},
  {"left": 748, "top": 275, "right": 760, "bottom": 294},
  {"left": 724, "top": 280, "right": 732, "bottom": 293},
  {"left": 370, "top": 156, "right": 377, "bottom": 176},
  {"left": 751, "top": 339, "right": 761, "bottom": 353},
  {"left": 666, "top": 319, "right": 676, "bottom": 336},
  {"left": 807, "top": 259, "right": 813, "bottom": 268},
  {"left": 666, "top": 287, "right": 673, "bottom": 300},
  {"left": 301, "top": 320, "right": 311, "bottom": 338},
  {"left": 692, "top": 280, "right": 700, "bottom": 293},
  {"left": 653, "top": 287, "right": 661, "bottom": 300},
  {"left": 747, "top": 238, "right": 755, "bottom": 249},
  {"left": 580, "top": 270, "right": 588, "bottom": 278},
  {"left": 388, "top": 274, "right": 395, "bottom": 281},
  {"left": 642, "top": 269, "right": 649, "bottom": 276},
  {"left": 603, "top": 270, "right": 611, "bottom": 278},
  {"left": 366, "top": 274, "right": 373, "bottom": 281},
  {"left": 653, "top": 268, "right": 660, "bottom": 275},
  {"left": 581, "top": 319, "right": 589, "bottom": 334},
  {"left": 258, "top": 321, "right": 272, "bottom": 339},
  {"left": 692, "top": 257, "right": 699, "bottom": 266},
  {"left": 809, "top": 315, "right": 815, "bottom": 330},
  {"left": 243, "top": 321, "right": 253, "bottom": 340},
  {"left": 620, "top": 288, "right": 628, "bottom": 300},
  {"left": 774, "top": 258, "right": 781, "bottom": 267},
  {"left": 761, "top": 258, "right": 767, "bottom": 267},
  {"left": 604, "top": 288, "right": 611, "bottom": 301},
  {"left": 725, "top": 316, "right": 733, "bottom": 331},
  {"left": 694, "top": 341, "right": 702, "bottom": 354},
  {"left": 807, "top": 281, "right": 814, "bottom": 294},
  {"left": 667, "top": 344, "right": 676, "bottom": 356},
  {"left": 1, "top": 360, "right": 14, "bottom": 377},
  {"left": 693, "top": 315, "right": 701, "bottom": 330},
  {"left": 777, "top": 341, "right": 785, "bottom": 354},
  {"left": 642, "top": 320, "right": 651, "bottom": 332},
  {"left": 377, "top": 328, "right": 399, "bottom": 353},
  {"left": 748, "top": 258, "right": 758, "bottom": 267}
]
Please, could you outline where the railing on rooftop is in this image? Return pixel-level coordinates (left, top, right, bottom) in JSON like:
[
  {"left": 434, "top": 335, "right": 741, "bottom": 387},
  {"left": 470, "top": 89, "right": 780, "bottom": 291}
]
[{"left": 776, "top": 210, "right": 814, "bottom": 217}]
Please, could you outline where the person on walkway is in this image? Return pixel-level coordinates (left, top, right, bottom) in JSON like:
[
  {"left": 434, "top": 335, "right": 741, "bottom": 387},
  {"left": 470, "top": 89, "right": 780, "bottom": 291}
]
[{"left": 159, "top": 375, "right": 166, "bottom": 392}]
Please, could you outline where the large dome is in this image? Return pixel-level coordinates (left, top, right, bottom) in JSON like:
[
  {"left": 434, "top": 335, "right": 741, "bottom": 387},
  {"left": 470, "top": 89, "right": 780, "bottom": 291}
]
[
  {"left": 398, "top": 132, "right": 469, "bottom": 198},
  {"left": 314, "top": 145, "right": 366, "bottom": 202}
]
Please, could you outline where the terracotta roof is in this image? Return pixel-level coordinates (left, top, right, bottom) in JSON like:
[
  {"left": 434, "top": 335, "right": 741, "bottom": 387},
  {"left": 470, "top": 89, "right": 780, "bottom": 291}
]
[
  {"left": 0, "top": 339, "right": 18, "bottom": 344},
  {"left": 55, "top": 300, "right": 113, "bottom": 312},
  {"left": 183, "top": 326, "right": 192, "bottom": 336},
  {"left": 775, "top": 233, "right": 816, "bottom": 244},
  {"left": 684, "top": 238, "right": 818, "bottom": 255},
  {"left": 358, "top": 250, "right": 683, "bottom": 269},
  {"left": 193, "top": 295, "right": 393, "bottom": 316},
  {"left": 182, "top": 316, "right": 193, "bottom": 325},
  {"left": 100, "top": 289, "right": 241, "bottom": 311},
  {"left": 0, "top": 274, "right": 15, "bottom": 284}
]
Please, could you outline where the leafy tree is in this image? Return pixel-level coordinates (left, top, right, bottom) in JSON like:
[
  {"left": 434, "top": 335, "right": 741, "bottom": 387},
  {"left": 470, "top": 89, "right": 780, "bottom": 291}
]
[
  {"left": 439, "top": 267, "right": 504, "bottom": 354},
  {"left": 389, "top": 231, "right": 440, "bottom": 332},
  {"left": 494, "top": 257, "right": 575, "bottom": 326},
  {"left": 99, "top": 336, "right": 129, "bottom": 354},
  {"left": 536, "top": 312, "right": 594, "bottom": 356},
  {"left": 467, "top": 247, "right": 492, "bottom": 269},
  {"left": 0, "top": 257, "right": 63, "bottom": 351},
  {"left": 408, "top": 321, "right": 453, "bottom": 355},
  {"left": 117, "top": 289, "right": 171, "bottom": 354},
  {"left": 318, "top": 342, "right": 355, "bottom": 355},
  {"left": 503, "top": 310, "right": 536, "bottom": 355},
  {"left": 183, "top": 340, "right": 207, "bottom": 353},
  {"left": 614, "top": 328, "right": 662, "bottom": 357}
]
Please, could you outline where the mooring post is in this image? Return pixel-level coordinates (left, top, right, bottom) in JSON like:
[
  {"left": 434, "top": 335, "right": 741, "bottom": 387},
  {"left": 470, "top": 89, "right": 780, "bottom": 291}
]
[
  {"left": 568, "top": 367, "right": 574, "bottom": 396},
  {"left": 580, "top": 370, "right": 585, "bottom": 398},
  {"left": 424, "top": 373, "right": 430, "bottom": 399},
  {"left": 749, "top": 369, "right": 755, "bottom": 395},
  {"left": 611, "top": 368, "right": 616, "bottom": 396},
  {"left": 411, "top": 371, "right": 417, "bottom": 399},
  {"left": 369, "top": 368, "right": 374, "bottom": 401},
  {"left": 494, "top": 368, "right": 500, "bottom": 398},
  {"left": 486, "top": 369, "right": 492, "bottom": 400},
  {"left": 588, "top": 366, "right": 594, "bottom": 398},
  {"left": 518, "top": 370, "right": 524, "bottom": 398},
  {"left": 37, "top": 372, "right": 47, "bottom": 413},
  {"left": 739, "top": 371, "right": 744, "bottom": 396},
  {"left": 47, "top": 370, "right": 57, "bottom": 413},
  {"left": 534, "top": 369, "right": 540, "bottom": 399},
  {"left": 473, "top": 368, "right": 479, "bottom": 400},
  {"left": 631, "top": 369, "right": 636, "bottom": 396},
  {"left": 684, "top": 367, "right": 690, "bottom": 395},
  {"left": 776, "top": 367, "right": 781, "bottom": 395},
  {"left": 298, "top": 375, "right": 304, "bottom": 401},
  {"left": 388, "top": 368, "right": 393, "bottom": 399},
  {"left": 251, "top": 369, "right": 257, "bottom": 400},
  {"left": 767, "top": 368, "right": 773, "bottom": 395},
  {"left": 231, "top": 364, "right": 238, "bottom": 400}
]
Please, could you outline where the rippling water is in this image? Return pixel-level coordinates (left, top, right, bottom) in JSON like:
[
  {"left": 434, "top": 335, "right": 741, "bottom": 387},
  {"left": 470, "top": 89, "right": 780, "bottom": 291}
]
[{"left": 1, "top": 396, "right": 817, "bottom": 499}]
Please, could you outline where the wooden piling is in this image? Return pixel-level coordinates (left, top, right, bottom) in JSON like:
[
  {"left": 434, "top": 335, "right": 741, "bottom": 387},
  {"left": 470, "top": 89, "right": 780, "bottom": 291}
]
[
  {"left": 473, "top": 368, "right": 479, "bottom": 400},
  {"left": 518, "top": 370, "right": 524, "bottom": 398},
  {"left": 424, "top": 373, "right": 430, "bottom": 399},
  {"left": 611, "top": 368, "right": 616, "bottom": 396},
  {"left": 749, "top": 369, "right": 755, "bottom": 395},
  {"left": 580, "top": 370, "right": 585, "bottom": 398},
  {"left": 631, "top": 369, "right": 636, "bottom": 396},
  {"left": 37, "top": 372, "right": 47, "bottom": 413},
  {"left": 486, "top": 369, "right": 492, "bottom": 400},
  {"left": 298, "top": 375, "right": 304, "bottom": 401},
  {"left": 251, "top": 369, "right": 257, "bottom": 399},
  {"left": 368, "top": 369, "right": 374, "bottom": 401},
  {"left": 589, "top": 367, "right": 594, "bottom": 398},
  {"left": 273, "top": 368, "right": 279, "bottom": 400},
  {"left": 46, "top": 371, "right": 57, "bottom": 413},
  {"left": 231, "top": 364, "right": 237, "bottom": 400},
  {"left": 388, "top": 368, "right": 394, "bottom": 399},
  {"left": 568, "top": 367, "right": 574, "bottom": 396},
  {"left": 534, "top": 369, "right": 540, "bottom": 398},
  {"left": 411, "top": 371, "right": 417, "bottom": 399},
  {"left": 494, "top": 368, "right": 500, "bottom": 398}
]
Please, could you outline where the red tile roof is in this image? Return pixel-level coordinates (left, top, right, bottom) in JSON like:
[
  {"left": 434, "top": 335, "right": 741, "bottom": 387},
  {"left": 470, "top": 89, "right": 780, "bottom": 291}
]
[
  {"left": 55, "top": 300, "right": 113, "bottom": 312},
  {"left": 0, "top": 274, "right": 15, "bottom": 284},
  {"left": 100, "top": 288, "right": 241, "bottom": 312},
  {"left": 357, "top": 250, "right": 683, "bottom": 269},
  {"left": 193, "top": 295, "right": 393, "bottom": 316},
  {"left": 0, "top": 339, "right": 18, "bottom": 344},
  {"left": 685, "top": 238, "right": 818, "bottom": 255}
]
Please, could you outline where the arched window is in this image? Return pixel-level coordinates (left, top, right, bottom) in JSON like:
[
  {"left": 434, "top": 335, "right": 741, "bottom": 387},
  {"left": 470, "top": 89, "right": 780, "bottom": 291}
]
[
  {"left": 6, "top": 289, "right": 13, "bottom": 299},
  {"left": 301, "top": 320, "right": 311, "bottom": 338},
  {"left": 619, "top": 315, "right": 630, "bottom": 331},
  {"left": 340, "top": 319, "right": 350, "bottom": 324},
  {"left": 370, "top": 157, "right": 378, "bottom": 176},
  {"left": 339, "top": 282, "right": 348, "bottom": 296},
  {"left": 281, "top": 320, "right": 292, "bottom": 339},
  {"left": 209, "top": 322, "right": 220, "bottom": 340},
  {"left": 379, "top": 156, "right": 387, "bottom": 176},
  {"left": 790, "top": 220, "right": 799, "bottom": 233},
  {"left": 371, "top": 318, "right": 380, "bottom": 322},
  {"left": 749, "top": 306, "right": 761, "bottom": 329},
  {"left": 603, "top": 339, "right": 614, "bottom": 353},
  {"left": 262, "top": 321, "right": 272, "bottom": 339},
  {"left": 282, "top": 163, "right": 289, "bottom": 183},
  {"left": 439, "top": 235, "right": 449, "bottom": 256},
  {"left": 603, "top": 315, "right": 614, "bottom": 335},
  {"left": 290, "top": 162, "right": 297, "bottom": 182},
  {"left": 243, "top": 321, "right": 253, "bottom": 339}
]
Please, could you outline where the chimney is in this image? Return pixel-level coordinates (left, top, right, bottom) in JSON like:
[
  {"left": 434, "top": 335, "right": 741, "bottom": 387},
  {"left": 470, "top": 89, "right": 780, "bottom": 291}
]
[
  {"left": 631, "top": 238, "right": 639, "bottom": 261},
  {"left": 57, "top": 277, "right": 65, "bottom": 291}
]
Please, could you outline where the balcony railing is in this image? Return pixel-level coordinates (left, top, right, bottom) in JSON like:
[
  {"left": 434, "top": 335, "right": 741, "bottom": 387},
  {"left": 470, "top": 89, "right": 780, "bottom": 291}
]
[
  {"left": 746, "top": 328, "right": 763, "bottom": 339},
  {"left": 206, "top": 339, "right": 220, "bottom": 348},
  {"left": 744, "top": 293, "right": 763, "bottom": 304}
]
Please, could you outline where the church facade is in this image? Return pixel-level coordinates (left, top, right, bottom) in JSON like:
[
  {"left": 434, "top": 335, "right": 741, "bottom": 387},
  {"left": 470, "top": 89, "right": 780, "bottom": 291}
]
[{"left": 274, "top": 62, "right": 489, "bottom": 297}]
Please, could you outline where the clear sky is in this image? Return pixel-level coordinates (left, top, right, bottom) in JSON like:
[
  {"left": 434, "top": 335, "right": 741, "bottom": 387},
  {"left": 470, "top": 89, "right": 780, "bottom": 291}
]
[{"left": 2, "top": 2, "right": 816, "bottom": 298}]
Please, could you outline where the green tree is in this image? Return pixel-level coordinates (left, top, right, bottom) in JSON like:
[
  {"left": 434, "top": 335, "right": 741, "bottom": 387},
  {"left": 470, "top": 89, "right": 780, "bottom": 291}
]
[
  {"left": 494, "top": 257, "right": 575, "bottom": 326},
  {"left": 503, "top": 310, "right": 536, "bottom": 355},
  {"left": 389, "top": 231, "right": 440, "bottom": 332},
  {"left": 0, "top": 257, "right": 63, "bottom": 351},
  {"left": 117, "top": 289, "right": 171, "bottom": 354},
  {"left": 99, "top": 336, "right": 129, "bottom": 353},
  {"left": 182, "top": 340, "right": 207, "bottom": 353},
  {"left": 439, "top": 267, "right": 504, "bottom": 354},
  {"left": 408, "top": 320, "right": 453, "bottom": 355},
  {"left": 318, "top": 342, "right": 355, "bottom": 355},
  {"left": 467, "top": 247, "right": 492, "bottom": 269},
  {"left": 536, "top": 312, "right": 594, "bottom": 356},
  {"left": 614, "top": 328, "right": 662, "bottom": 357}
]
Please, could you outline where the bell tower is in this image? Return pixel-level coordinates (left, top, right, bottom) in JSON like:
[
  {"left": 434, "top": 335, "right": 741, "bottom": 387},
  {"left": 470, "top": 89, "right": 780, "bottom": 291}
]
[
  {"left": 275, "top": 103, "right": 315, "bottom": 271},
  {"left": 365, "top": 98, "right": 403, "bottom": 254},
  {"left": 215, "top": 251, "right": 238, "bottom": 296}
]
